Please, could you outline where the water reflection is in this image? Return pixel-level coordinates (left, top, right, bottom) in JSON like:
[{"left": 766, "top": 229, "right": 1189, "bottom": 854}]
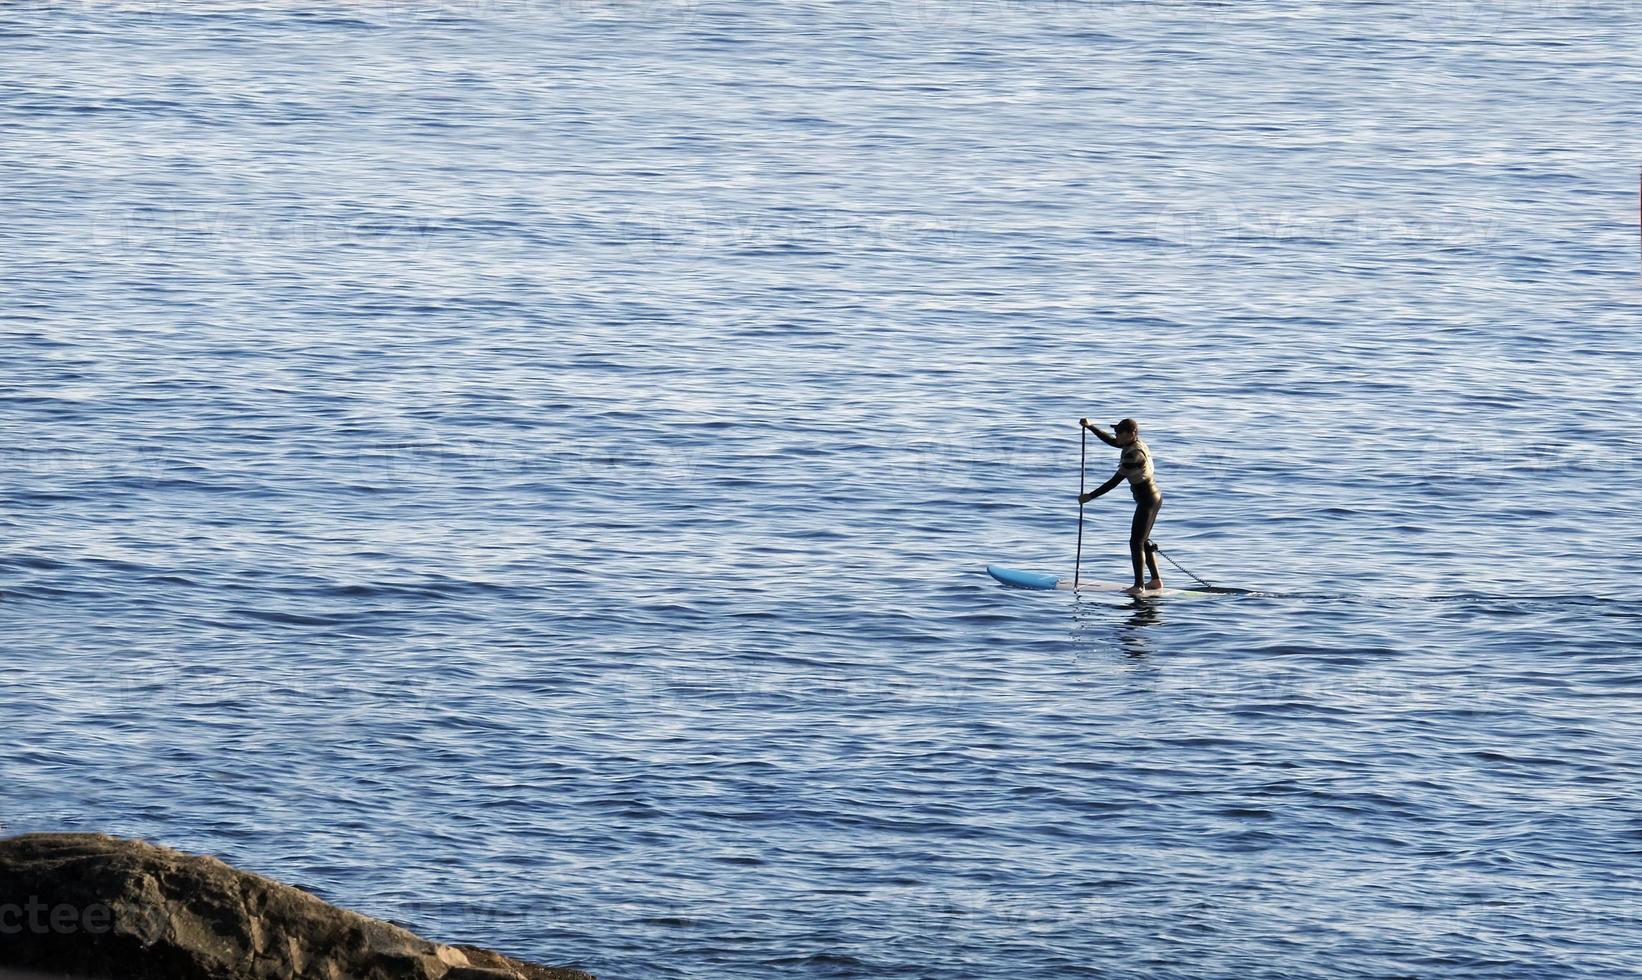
[
  {"left": 1071, "top": 595, "right": 1165, "bottom": 659},
  {"left": 1117, "top": 599, "right": 1163, "bottom": 659}
]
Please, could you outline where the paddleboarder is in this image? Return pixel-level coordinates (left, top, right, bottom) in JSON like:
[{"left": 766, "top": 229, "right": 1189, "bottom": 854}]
[{"left": 1078, "top": 417, "right": 1163, "bottom": 595}]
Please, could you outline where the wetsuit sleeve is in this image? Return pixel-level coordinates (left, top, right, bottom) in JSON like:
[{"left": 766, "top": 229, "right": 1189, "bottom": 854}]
[
  {"left": 1086, "top": 470, "right": 1125, "bottom": 499},
  {"left": 1086, "top": 425, "right": 1122, "bottom": 448}
]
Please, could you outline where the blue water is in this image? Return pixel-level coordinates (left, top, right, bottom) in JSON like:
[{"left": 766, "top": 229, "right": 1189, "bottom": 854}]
[{"left": 5, "top": 2, "right": 1642, "bottom": 977}]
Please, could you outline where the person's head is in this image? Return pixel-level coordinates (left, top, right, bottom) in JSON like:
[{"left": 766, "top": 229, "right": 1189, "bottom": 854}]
[{"left": 1114, "top": 418, "right": 1140, "bottom": 445}]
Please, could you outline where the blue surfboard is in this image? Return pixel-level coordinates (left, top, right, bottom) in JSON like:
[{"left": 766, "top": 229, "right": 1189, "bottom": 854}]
[
  {"left": 987, "top": 565, "right": 1213, "bottom": 597},
  {"left": 986, "top": 565, "right": 1062, "bottom": 590}
]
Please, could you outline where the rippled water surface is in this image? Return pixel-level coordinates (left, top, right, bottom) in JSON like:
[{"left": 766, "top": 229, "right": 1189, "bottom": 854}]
[{"left": 4, "top": 2, "right": 1642, "bottom": 977}]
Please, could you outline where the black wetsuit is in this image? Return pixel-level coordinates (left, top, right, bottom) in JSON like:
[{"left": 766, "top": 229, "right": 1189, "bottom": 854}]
[{"left": 1119, "top": 438, "right": 1162, "bottom": 586}]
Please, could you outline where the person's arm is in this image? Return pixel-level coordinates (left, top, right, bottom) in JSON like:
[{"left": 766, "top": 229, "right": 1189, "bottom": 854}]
[
  {"left": 1079, "top": 469, "right": 1124, "bottom": 504},
  {"left": 1080, "top": 417, "right": 1120, "bottom": 447}
]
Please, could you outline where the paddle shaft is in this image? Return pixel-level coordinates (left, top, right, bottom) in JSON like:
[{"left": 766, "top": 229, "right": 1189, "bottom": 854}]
[{"left": 1074, "top": 424, "right": 1085, "bottom": 590}]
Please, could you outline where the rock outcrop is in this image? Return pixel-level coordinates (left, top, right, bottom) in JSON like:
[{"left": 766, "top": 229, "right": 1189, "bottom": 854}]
[{"left": 0, "top": 834, "right": 594, "bottom": 980}]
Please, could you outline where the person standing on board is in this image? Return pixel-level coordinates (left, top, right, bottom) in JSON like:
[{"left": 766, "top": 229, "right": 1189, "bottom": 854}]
[{"left": 1078, "top": 417, "right": 1163, "bottom": 595}]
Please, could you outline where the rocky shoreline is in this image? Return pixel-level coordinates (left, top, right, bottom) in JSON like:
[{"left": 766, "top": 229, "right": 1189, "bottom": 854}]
[{"left": 0, "top": 835, "right": 593, "bottom": 980}]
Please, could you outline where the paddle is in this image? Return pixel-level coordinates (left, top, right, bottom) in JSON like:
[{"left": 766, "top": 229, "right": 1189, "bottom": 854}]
[{"left": 1074, "top": 421, "right": 1086, "bottom": 591}]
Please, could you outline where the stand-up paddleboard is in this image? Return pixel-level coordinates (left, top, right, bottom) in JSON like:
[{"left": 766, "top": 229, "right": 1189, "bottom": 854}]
[{"left": 987, "top": 564, "right": 1222, "bottom": 597}]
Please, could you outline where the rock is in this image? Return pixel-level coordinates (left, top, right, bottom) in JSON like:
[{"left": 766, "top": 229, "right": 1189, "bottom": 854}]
[{"left": 0, "top": 834, "right": 594, "bottom": 980}]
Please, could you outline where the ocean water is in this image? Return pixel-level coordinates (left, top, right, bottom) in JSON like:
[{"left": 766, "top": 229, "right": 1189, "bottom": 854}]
[{"left": 4, "top": 1, "right": 1642, "bottom": 977}]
